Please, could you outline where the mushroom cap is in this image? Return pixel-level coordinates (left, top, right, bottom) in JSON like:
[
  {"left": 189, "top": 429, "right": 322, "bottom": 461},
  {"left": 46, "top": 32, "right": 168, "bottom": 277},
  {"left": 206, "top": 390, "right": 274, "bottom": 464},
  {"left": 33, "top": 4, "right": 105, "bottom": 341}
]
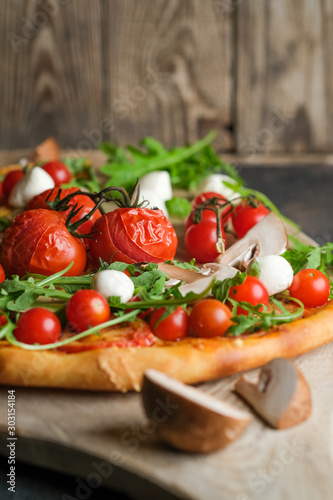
[{"left": 142, "top": 369, "right": 251, "bottom": 453}]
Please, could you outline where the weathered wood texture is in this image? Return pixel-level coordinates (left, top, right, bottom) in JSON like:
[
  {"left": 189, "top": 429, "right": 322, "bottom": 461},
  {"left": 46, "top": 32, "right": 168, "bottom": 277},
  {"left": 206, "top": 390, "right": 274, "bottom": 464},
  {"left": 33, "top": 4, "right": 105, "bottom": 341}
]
[
  {"left": 1, "top": 0, "right": 333, "bottom": 152},
  {"left": 1, "top": 0, "right": 233, "bottom": 151},
  {"left": 236, "top": 0, "right": 333, "bottom": 154}
]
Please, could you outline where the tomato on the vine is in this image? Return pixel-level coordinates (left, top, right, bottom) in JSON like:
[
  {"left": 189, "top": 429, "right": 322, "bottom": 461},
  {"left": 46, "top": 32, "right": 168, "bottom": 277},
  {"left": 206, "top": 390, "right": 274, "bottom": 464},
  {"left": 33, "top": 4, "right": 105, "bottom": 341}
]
[
  {"left": 185, "top": 220, "right": 225, "bottom": 263},
  {"left": 14, "top": 308, "right": 61, "bottom": 345},
  {"left": 191, "top": 191, "right": 231, "bottom": 223},
  {"left": 41, "top": 160, "right": 72, "bottom": 186},
  {"left": 27, "top": 187, "right": 102, "bottom": 245},
  {"left": 0, "top": 209, "right": 86, "bottom": 277},
  {"left": 185, "top": 209, "right": 217, "bottom": 232},
  {"left": 232, "top": 202, "right": 270, "bottom": 238},
  {"left": 89, "top": 208, "right": 178, "bottom": 264},
  {"left": 228, "top": 275, "right": 269, "bottom": 315},
  {"left": 192, "top": 191, "right": 227, "bottom": 209},
  {"left": 189, "top": 299, "right": 233, "bottom": 337},
  {"left": 66, "top": 289, "right": 110, "bottom": 333},
  {"left": 148, "top": 306, "right": 189, "bottom": 341},
  {"left": 288, "top": 269, "right": 330, "bottom": 308},
  {"left": 3, "top": 169, "right": 24, "bottom": 200}
]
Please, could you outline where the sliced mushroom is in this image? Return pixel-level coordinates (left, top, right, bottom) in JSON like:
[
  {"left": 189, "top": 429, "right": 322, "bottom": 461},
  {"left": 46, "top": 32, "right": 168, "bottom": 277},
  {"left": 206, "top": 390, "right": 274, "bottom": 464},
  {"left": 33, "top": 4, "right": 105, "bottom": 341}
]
[
  {"left": 217, "top": 212, "right": 288, "bottom": 267},
  {"left": 159, "top": 213, "right": 287, "bottom": 295},
  {"left": 234, "top": 358, "right": 312, "bottom": 429},
  {"left": 142, "top": 369, "right": 252, "bottom": 453},
  {"left": 178, "top": 264, "right": 238, "bottom": 296}
]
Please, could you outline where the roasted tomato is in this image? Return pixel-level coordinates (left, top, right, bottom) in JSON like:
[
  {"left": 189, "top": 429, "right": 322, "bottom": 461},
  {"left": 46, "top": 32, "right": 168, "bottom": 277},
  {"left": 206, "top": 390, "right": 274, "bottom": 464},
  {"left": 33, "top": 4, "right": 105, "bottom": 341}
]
[
  {"left": 89, "top": 208, "right": 178, "bottom": 264},
  {"left": 0, "top": 209, "right": 86, "bottom": 277},
  {"left": 27, "top": 187, "right": 102, "bottom": 245}
]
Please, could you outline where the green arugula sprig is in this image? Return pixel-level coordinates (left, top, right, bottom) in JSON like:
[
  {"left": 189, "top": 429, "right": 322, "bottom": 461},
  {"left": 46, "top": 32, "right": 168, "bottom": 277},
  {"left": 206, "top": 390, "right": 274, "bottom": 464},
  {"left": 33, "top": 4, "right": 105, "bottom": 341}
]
[
  {"left": 282, "top": 237, "right": 333, "bottom": 275},
  {"left": 226, "top": 295, "right": 304, "bottom": 337},
  {"left": 4, "top": 310, "right": 140, "bottom": 351},
  {"left": 100, "top": 131, "right": 240, "bottom": 191},
  {"left": 61, "top": 157, "right": 102, "bottom": 193},
  {"left": 211, "top": 272, "right": 305, "bottom": 336},
  {"left": 0, "top": 263, "right": 81, "bottom": 312}
]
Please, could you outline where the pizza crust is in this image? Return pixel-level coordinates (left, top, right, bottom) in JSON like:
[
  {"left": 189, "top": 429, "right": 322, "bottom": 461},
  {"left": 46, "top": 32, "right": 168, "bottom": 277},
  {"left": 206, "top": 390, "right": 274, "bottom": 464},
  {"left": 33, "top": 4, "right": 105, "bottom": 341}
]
[{"left": 1, "top": 300, "right": 333, "bottom": 392}]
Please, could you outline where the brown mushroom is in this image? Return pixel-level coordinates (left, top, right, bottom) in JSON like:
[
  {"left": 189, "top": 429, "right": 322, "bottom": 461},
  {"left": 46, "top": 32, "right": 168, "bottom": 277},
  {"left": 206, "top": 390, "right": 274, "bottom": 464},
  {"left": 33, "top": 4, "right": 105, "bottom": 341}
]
[
  {"left": 217, "top": 212, "right": 288, "bottom": 268},
  {"left": 234, "top": 358, "right": 312, "bottom": 429},
  {"left": 142, "top": 369, "right": 252, "bottom": 453}
]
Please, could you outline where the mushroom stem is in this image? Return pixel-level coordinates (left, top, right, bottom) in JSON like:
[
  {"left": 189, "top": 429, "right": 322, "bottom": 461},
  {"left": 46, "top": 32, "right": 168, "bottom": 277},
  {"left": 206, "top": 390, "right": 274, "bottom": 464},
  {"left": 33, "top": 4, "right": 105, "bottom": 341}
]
[{"left": 217, "top": 213, "right": 288, "bottom": 267}]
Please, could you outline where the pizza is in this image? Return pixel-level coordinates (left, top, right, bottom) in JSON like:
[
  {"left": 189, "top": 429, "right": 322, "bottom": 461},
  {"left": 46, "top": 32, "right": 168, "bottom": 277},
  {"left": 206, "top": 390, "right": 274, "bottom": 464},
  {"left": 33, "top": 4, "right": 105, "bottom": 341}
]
[{"left": 0, "top": 137, "right": 333, "bottom": 392}]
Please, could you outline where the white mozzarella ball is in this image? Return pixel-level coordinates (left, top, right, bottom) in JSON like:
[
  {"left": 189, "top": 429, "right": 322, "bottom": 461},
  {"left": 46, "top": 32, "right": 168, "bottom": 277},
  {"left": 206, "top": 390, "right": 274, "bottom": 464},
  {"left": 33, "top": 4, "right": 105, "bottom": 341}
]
[
  {"left": 139, "top": 171, "right": 173, "bottom": 201},
  {"left": 9, "top": 166, "right": 55, "bottom": 207},
  {"left": 198, "top": 174, "right": 240, "bottom": 201},
  {"left": 257, "top": 255, "right": 294, "bottom": 296},
  {"left": 92, "top": 270, "right": 135, "bottom": 303},
  {"left": 139, "top": 188, "right": 169, "bottom": 218}
]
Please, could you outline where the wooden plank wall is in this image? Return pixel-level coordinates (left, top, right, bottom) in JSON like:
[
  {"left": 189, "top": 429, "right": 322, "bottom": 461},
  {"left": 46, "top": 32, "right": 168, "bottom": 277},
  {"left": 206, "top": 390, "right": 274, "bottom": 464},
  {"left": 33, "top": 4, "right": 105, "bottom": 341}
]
[{"left": 1, "top": 0, "right": 333, "bottom": 153}]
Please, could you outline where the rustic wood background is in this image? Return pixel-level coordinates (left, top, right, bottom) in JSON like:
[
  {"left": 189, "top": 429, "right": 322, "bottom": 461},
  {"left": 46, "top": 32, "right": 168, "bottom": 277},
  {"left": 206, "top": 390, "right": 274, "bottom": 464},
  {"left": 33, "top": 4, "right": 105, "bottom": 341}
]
[{"left": 1, "top": 0, "right": 333, "bottom": 153}]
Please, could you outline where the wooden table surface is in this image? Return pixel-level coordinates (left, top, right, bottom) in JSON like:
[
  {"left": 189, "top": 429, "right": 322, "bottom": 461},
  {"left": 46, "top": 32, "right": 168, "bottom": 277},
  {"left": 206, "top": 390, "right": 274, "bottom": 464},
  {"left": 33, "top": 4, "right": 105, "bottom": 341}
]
[{"left": 0, "top": 158, "right": 333, "bottom": 500}]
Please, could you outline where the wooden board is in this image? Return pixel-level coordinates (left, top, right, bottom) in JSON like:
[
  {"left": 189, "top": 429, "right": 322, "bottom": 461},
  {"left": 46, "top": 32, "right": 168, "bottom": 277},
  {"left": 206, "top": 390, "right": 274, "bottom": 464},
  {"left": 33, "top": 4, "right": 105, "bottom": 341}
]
[
  {"left": 0, "top": 343, "right": 333, "bottom": 500},
  {"left": 0, "top": 225, "right": 332, "bottom": 500}
]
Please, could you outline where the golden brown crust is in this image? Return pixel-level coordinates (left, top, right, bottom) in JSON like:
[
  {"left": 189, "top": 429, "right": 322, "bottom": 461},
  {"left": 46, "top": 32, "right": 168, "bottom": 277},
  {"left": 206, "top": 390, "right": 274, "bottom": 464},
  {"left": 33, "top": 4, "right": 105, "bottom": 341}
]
[{"left": 1, "top": 300, "right": 333, "bottom": 392}]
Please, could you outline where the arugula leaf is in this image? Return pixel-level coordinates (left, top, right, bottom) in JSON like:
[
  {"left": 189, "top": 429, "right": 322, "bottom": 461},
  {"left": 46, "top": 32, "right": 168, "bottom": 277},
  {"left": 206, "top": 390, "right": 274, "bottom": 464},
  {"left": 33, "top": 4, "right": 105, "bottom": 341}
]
[
  {"left": 247, "top": 260, "right": 261, "bottom": 278},
  {"left": 100, "top": 132, "right": 239, "bottom": 191},
  {"left": 164, "top": 259, "right": 200, "bottom": 272},
  {"left": 61, "top": 157, "right": 102, "bottom": 192},
  {"left": 212, "top": 272, "right": 247, "bottom": 302},
  {"left": 165, "top": 197, "right": 191, "bottom": 218},
  {"left": 282, "top": 237, "right": 333, "bottom": 274},
  {"left": 5, "top": 310, "right": 140, "bottom": 350},
  {"left": 226, "top": 295, "right": 304, "bottom": 336}
]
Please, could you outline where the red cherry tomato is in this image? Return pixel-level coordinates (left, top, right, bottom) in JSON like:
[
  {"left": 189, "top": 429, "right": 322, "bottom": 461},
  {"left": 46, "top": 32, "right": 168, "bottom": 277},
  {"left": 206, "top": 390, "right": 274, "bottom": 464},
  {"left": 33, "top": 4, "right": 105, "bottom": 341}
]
[
  {"left": 288, "top": 269, "right": 330, "bottom": 308},
  {"left": 14, "top": 308, "right": 61, "bottom": 345},
  {"left": 3, "top": 169, "right": 24, "bottom": 199},
  {"left": 192, "top": 191, "right": 227, "bottom": 209},
  {"left": 0, "top": 264, "right": 5, "bottom": 283},
  {"left": 42, "top": 161, "right": 72, "bottom": 186},
  {"left": 185, "top": 221, "right": 226, "bottom": 263},
  {"left": 189, "top": 299, "right": 233, "bottom": 338},
  {"left": 185, "top": 209, "right": 217, "bottom": 232},
  {"left": 228, "top": 275, "right": 269, "bottom": 315},
  {"left": 148, "top": 306, "right": 189, "bottom": 341},
  {"left": 0, "top": 209, "right": 86, "bottom": 277},
  {"left": 191, "top": 191, "right": 232, "bottom": 223},
  {"left": 66, "top": 289, "right": 110, "bottom": 333},
  {"left": 27, "top": 187, "right": 101, "bottom": 247},
  {"left": 89, "top": 208, "right": 178, "bottom": 264},
  {"left": 232, "top": 202, "right": 270, "bottom": 238}
]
